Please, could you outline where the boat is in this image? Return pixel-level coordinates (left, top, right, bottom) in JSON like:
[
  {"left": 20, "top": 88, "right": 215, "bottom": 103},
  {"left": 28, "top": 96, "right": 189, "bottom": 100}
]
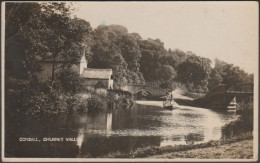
[{"left": 163, "top": 100, "right": 180, "bottom": 110}]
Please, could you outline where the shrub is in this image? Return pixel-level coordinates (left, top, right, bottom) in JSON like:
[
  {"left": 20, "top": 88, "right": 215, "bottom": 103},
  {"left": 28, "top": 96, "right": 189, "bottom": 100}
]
[
  {"left": 55, "top": 68, "right": 85, "bottom": 93},
  {"left": 72, "top": 93, "right": 91, "bottom": 112},
  {"left": 22, "top": 90, "right": 60, "bottom": 118},
  {"left": 85, "top": 86, "right": 95, "bottom": 93},
  {"left": 95, "top": 88, "right": 108, "bottom": 97},
  {"left": 87, "top": 95, "right": 107, "bottom": 112}
]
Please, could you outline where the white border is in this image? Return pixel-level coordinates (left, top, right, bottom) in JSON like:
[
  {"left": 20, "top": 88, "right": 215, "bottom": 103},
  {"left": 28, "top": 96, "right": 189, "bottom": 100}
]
[
  {"left": 1, "top": 1, "right": 259, "bottom": 162},
  {"left": 1, "top": 1, "right": 6, "bottom": 162}
]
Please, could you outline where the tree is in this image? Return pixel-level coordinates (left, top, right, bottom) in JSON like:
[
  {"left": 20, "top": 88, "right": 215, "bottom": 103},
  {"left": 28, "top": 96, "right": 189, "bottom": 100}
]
[
  {"left": 160, "top": 49, "right": 187, "bottom": 70},
  {"left": 139, "top": 39, "right": 167, "bottom": 82},
  {"left": 177, "top": 54, "right": 211, "bottom": 92},
  {"left": 211, "top": 58, "right": 254, "bottom": 87},
  {"left": 158, "top": 65, "right": 176, "bottom": 82},
  {"left": 5, "top": 3, "right": 42, "bottom": 79},
  {"left": 208, "top": 68, "right": 223, "bottom": 90},
  {"left": 5, "top": 2, "right": 91, "bottom": 83},
  {"left": 158, "top": 65, "right": 177, "bottom": 89},
  {"left": 119, "top": 35, "right": 142, "bottom": 72},
  {"left": 90, "top": 25, "right": 128, "bottom": 85}
]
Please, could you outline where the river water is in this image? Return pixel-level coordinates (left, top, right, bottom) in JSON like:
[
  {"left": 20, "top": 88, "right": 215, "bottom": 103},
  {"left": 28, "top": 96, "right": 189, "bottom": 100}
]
[{"left": 5, "top": 101, "right": 239, "bottom": 158}]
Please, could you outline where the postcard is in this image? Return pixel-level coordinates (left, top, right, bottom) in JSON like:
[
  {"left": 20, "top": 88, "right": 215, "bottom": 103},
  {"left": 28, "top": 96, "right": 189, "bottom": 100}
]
[{"left": 1, "top": 1, "right": 258, "bottom": 162}]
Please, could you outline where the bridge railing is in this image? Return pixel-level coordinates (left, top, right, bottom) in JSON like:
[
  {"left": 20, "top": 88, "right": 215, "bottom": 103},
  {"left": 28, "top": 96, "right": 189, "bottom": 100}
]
[
  {"left": 206, "top": 84, "right": 253, "bottom": 98},
  {"left": 227, "top": 84, "right": 253, "bottom": 93}
]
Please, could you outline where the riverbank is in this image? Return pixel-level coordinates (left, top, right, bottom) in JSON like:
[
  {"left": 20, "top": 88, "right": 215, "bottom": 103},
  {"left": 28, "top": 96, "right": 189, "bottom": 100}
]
[
  {"left": 149, "top": 139, "right": 253, "bottom": 159},
  {"left": 6, "top": 77, "right": 134, "bottom": 118},
  {"left": 104, "top": 133, "right": 253, "bottom": 159}
]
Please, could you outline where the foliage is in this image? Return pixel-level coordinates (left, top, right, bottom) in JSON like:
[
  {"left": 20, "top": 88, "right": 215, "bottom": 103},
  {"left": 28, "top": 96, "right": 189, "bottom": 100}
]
[
  {"left": 87, "top": 95, "right": 107, "bottom": 112},
  {"left": 139, "top": 39, "right": 167, "bottom": 82},
  {"left": 95, "top": 88, "right": 108, "bottom": 97},
  {"left": 160, "top": 49, "right": 187, "bottom": 69},
  {"left": 208, "top": 59, "right": 253, "bottom": 90},
  {"left": 208, "top": 69, "right": 223, "bottom": 90},
  {"left": 71, "top": 93, "right": 90, "bottom": 112},
  {"left": 19, "top": 79, "right": 61, "bottom": 118},
  {"left": 158, "top": 65, "right": 177, "bottom": 82},
  {"left": 5, "top": 2, "right": 91, "bottom": 81},
  {"left": 177, "top": 54, "right": 212, "bottom": 92},
  {"left": 55, "top": 68, "right": 84, "bottom": 93},
  {"left": 90, "top": 25, "right": 128, "bottom": 85}
]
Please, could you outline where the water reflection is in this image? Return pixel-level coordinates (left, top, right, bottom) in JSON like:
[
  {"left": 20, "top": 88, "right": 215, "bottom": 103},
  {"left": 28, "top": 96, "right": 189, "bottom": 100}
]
[
  {"left": 6, "top": 101, "right": 240, "bottom": 158},
  {"left": 106, "top": 113, "right": 112, "bottom": 136},
  {"left": 76, "top": 128, "right": 84, "bottom": 151}
]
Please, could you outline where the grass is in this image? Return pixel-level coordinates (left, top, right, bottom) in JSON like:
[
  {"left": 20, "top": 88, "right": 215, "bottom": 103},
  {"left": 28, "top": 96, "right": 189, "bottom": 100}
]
[
  {"left": 103, "top": 132, "right": 253, "bottom": 158},
  {"left": 150, "top": 139, "right": 253, "bottom": 159}
]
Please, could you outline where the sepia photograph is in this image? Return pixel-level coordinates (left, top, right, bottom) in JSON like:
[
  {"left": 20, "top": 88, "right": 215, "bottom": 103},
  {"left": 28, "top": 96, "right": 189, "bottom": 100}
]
[{"left": 1, "top": 1, "right": 258, "bottom": 162}]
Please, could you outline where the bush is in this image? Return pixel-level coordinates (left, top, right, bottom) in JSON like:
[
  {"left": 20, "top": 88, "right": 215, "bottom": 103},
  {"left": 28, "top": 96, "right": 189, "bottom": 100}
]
[
  {"left": 95, "top": 88, "right": 108, "bottom": 97},
  {"left": 72, "top": 93, "right": 91, "bottom": 112},
  {"left": 22, "top": 90, "right": 61, "bottom": 118},
  {"left": 55, "top": 68, "right": 85, "bottom": 93},
  {"left": 87, "top": 95, "right": 107, "bottom": 112},
  {"left": 85, "top": 86, "right": 95, "bottom": 93}
]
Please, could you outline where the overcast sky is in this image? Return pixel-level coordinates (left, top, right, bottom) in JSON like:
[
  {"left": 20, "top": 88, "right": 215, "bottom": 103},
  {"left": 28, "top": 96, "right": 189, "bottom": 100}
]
[{"left": 72, "top": 2, "right": 258, "bottom": 74}]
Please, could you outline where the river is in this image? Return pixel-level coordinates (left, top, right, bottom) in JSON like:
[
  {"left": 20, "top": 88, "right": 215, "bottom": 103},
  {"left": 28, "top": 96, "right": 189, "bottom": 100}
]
[{"left": 5, "top": 101, "right": 240, "bottom": 158}]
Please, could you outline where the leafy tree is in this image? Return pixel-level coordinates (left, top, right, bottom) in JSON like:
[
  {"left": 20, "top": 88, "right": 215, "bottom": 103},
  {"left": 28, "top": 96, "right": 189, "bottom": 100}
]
[
  {"left": 210, "top": 59, "right": 254, "bottom": 88},
  {"left": 108, "top": 24, "right": 128, "bottom": 35},
  {"left": 55, "top": 68, "right": 84, "bottom": 94},
  {"left": 139, "top": 49, "right": 161, "bottom": 81},
  {"left": 89, "top": 25, "right": 146, "bottom": 85},
  {"left": 160, "top": 49, "right": 187, "bottom": 69},
  {"left": 139, "top": 39, "right": 167, "bottom": 82},
  {"left": 90, "top": 25, "right": 128, "bottom": 85},
  {"left": 158, "top": 65, "right": 177, "bottom": 89},
  {"left": 208, "top": 68, "right": 223, "bottom": 90},
  {"left": 158, "top": 65, "right": 176, "bottom": 82},
  {"left": 177, "top": 54, "right": 211, "bottom": 92},
  {"left": 5, "top": 3, "right": 42, "bottom": 79},
  {"left": 119, "top": 34, "right": 142, "bottom": 72},
  {"left": 5, "top": 2, "right": 91, "bottom": 83}
]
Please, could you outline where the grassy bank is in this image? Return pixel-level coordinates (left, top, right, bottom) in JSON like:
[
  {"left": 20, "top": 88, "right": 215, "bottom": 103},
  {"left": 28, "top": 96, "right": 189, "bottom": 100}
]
[
  {"left": 149, "top": 139, "right": 253, "bottom": 159},
  {"left": 103, "top": 133, "right": 253, "bottom": 158}
]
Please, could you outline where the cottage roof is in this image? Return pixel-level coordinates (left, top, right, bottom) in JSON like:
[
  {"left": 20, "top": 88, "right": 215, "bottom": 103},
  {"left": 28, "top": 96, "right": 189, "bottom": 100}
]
[{"left": 81, "top": 68, "right": 112, "bottom": 79}]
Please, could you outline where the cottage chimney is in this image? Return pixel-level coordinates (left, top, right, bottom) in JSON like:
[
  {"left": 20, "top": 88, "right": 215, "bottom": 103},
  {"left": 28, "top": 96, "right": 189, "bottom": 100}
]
[{"left": 80, "top": 47, "right": 88, "bottom": 75}]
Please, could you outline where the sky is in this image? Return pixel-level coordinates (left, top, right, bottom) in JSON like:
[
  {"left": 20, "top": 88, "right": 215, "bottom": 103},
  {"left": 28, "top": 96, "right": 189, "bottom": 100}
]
[{"left": 72, "top": 2, "right": 258, "bottom": 74}]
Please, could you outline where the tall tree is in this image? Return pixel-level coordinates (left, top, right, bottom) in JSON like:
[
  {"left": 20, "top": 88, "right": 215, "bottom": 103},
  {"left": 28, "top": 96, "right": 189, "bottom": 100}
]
[
  {"left": 139, "top": 39, "right": 167, "bottom": 82},
  {"left": 177, "top": 54, "right": 211, "bottom": 92},
  {"left": 210, "top": 59, "right": 254, "bottom": 87},
  {"left": 90, "top": 25, "right": 128, "bottom": 85},
  {"left": 5, "top": 2, "right": 91, "bottom": 82}
]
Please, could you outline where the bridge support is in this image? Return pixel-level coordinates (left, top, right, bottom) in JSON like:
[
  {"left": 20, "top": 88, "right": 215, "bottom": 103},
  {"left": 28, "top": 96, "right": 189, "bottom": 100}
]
[{"left": 193, "top": 84, "right": 253, "bottom": 111}]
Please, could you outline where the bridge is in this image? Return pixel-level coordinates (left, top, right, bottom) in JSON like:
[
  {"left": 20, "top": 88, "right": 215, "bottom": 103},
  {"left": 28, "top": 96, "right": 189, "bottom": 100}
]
[
  {"left": 115, "top": 82, "right": 170, "bottom": 99},
  {"left": 193, "top": 84, "right": 253, "bottom": 110}
]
